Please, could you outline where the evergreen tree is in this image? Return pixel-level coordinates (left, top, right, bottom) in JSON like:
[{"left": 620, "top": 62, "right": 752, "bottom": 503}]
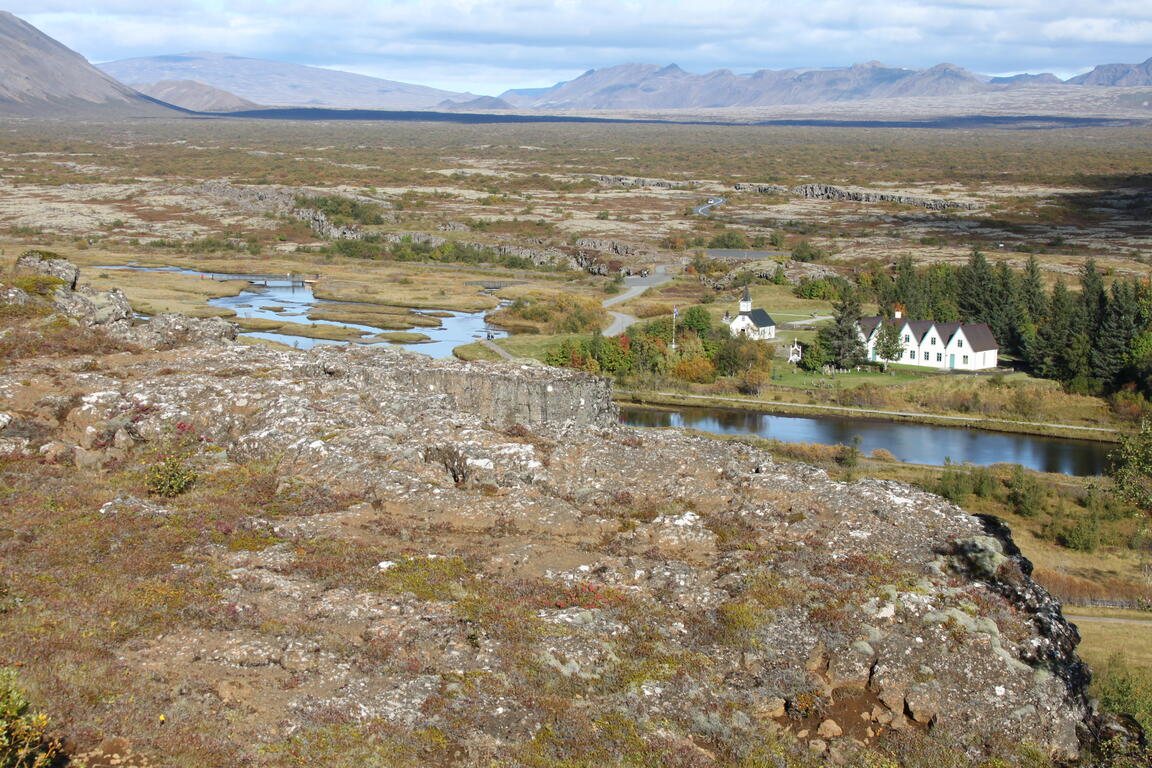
[
  {"left": 957, "top": 248, "right": 995, "bottom": 322},
  {"left": 1094, "top": 280, "right": 1141, "bottom": 390},
  {"left": 892, "top": 256, "right": 927, "bottom": 320},
  {"left": 1020, "top": 255, "right": 1046, "bottom": 323},
  {"left": 989, "top": 261, "right": 1018, "bottom": 354},
  {"left": 1034, "top": 281, "right": 1076, "bottom": 380},
  {"left": 924, "top": 263, "right": 960, "bottom": 322},
  {"left": 1078, "top": 259, "right": 1108, "bottom": 332},
  {"left": 819, "top": 290, "right": 867, "bottom": 368}
]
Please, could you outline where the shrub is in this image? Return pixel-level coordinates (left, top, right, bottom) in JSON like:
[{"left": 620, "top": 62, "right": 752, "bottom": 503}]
[
  {"left": 708, "top": 230, "right": 749, "bottom": 249},
  {"left": 1007, "top": 465, "right": 1044, "bottom": 517},
  {"left": 1093, "top": 653, "right": 1152, "bottom": 734},
  {"left": 1060, "top": 514, "right": 1100, "bottom": 552},
  {"left": 970, "top": 465, "right": 998, "bottom": 498},
  {"left": 145, "top": 455, "right": 198, "bottom": 497},
  {"left": 671, "top": 356, "right": 715, "bottom": 383},
  {"left": 0, "top": 667, "right": 60, "bottom": 768},
  {"left": 790, "top": 240, "right": 826, "bottom": 262},
  {"left": 1110, "top": 419, "right": 1152, "bottom": 511},
  {"left": 7, "top": 275, "right": 63, "bottom": 298},
  {"left": 295, "top": 194, "right": 385, "bottom": 225}
]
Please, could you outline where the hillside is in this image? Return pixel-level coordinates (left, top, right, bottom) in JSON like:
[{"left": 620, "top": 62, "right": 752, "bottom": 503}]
[
  {"left": 1068, "top": 56, "right": 1152, "bottom": 86},
  {"left": 99, "top": 52, "right": 476, "bottom": 109},
  {"left": 0, "top": 11, "right": 181, "bottom": 117},
  {"left": 131, "top": 79, "right": 261, "bottom": 112},
  {"left": 0, "top": 253, "right": 1145, "bottom": 766}
]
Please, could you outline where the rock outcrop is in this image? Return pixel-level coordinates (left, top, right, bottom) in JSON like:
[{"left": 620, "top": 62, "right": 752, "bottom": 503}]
[
  {"left": 702, "top": 259, "right": 840, "bottom": 289},
  {"left": 592, "top": 174, "right": 693, "bottom": 189},
  {"left": 735, "top": 182, "right": 979, "bottom": 211},
  {"left": 8, "top": 251, "right": 237, "bottom": 348},
  {"left": 0, "top": 265, "right": 1141, "bottom": 765},
  {"left": 15, "top": 250, "right": 79, "bottom": 289}
]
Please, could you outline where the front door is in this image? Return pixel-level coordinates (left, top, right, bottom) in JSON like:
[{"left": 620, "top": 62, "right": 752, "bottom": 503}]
[{"left": 949, "top": 354, "right": 955, "bottom": 369}]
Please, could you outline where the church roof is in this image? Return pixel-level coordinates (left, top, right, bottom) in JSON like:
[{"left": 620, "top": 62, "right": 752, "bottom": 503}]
[{"left": 742, "top": 308, "right": 775, "bottom": 328}]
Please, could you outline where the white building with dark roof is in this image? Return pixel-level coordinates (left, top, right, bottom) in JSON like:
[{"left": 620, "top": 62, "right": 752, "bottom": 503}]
[
  {"left": 858, "top": 310, "right": 998, "bottom": 371},
  {"left": 728, "top": 287, "right": 776, "bottom": 341}
]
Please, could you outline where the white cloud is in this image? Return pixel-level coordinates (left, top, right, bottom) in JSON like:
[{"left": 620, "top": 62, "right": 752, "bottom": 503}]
[{"left": 10, "top": 1, "right": 1152, "bottom": 93}]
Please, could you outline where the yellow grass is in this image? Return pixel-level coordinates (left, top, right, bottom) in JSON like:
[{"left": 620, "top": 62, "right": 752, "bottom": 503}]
[
  {"left": 231, "top": 317, "right": 370, "bottom": 342},
  {"left": 1074, "top": 619, "right": 1152, "bottom": 670},
  {"left": 307, "top": 302, "right": 442, "bottom": 329}
]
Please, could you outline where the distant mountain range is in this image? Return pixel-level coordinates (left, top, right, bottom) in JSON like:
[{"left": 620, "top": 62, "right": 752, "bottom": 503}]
[
  {"left": 1, "top": 9, "right": 1150, "bottom": 118},
  {"left": 1068, "top": 57, "right": 1152, "bottom": 86},
  {"left": 98, "top": 52, "right": 476, "bottom": 110},
  {"left": 499, "top": 58, "right": 1152, "bottom": 110},
  {"left": 0, "top": 10, "right": 179, "bottom": 117}
]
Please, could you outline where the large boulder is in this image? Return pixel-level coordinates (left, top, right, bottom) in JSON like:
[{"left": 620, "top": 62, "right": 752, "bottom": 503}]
[
  {"left": 121, "top": 313, "right": 238, "bottom": 348},
  {"left": 53, "top": 285, "right": 134, "bottom": 327},
  {"left": 14, "top": 250, "right": 79, "bottom": 289}
]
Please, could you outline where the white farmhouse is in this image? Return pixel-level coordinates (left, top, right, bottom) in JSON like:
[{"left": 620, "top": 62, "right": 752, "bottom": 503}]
[
  {"left": 858, "top": 310, "right": 998, "bottom": 371},
  {"left": 728, "top": 287, "right": 776, "bottom": 341}
]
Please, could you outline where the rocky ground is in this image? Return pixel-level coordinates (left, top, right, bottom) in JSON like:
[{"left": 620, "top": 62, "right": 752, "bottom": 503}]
[{"left": 0, "top": 255, "right": 1147, "bottom": 766}]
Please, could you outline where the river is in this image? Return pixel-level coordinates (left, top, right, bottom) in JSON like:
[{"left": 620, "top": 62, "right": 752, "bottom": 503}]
[
  {"left": 99, "top": 265, "right": 507, "bottom": 357},
  {"left": 619, "top": 405, "right": 1111, "bottom": 476},
  {"left": 100, "top": 265, "right": 1111, "bottom": 475}
]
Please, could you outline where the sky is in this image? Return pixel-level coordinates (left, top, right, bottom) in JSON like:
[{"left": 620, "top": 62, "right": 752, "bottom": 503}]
[{"left": 13, "top": 1, "right": 1152, "bottom": 95}]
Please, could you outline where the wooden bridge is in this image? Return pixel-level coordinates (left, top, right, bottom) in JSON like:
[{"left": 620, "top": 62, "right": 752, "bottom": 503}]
[
  {"left": 465, "top": 280, "right": 526, "bottom": 289},
  {"left": 205, "top": 273, "right": 319, "bottom": 287}
]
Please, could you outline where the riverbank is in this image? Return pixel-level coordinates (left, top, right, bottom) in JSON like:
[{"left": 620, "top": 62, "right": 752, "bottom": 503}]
[{"left": 617, "top": 388, "right": 1123, "bottom": 443}]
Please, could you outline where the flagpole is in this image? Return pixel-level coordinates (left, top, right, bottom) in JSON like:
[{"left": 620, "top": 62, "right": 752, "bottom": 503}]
[{"left": 671, "top": 306, "right": 677, "bottom": 351}]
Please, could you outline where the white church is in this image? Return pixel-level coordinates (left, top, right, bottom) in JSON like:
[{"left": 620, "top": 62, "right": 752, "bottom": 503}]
[{"left": 727, "top": 287, "right": 776, "bottom": 340}]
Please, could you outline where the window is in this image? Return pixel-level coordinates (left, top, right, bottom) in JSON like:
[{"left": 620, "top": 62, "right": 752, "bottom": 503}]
[
  {"left": 936, "top": 353, "right": 942, "bottom": 362},
  {"left": 963, "top": 355, "right": 969, "bottom": 364},
  {"left": 923, "top": 352, "right": 929, "bottom": 360},
  {"left": 957, "top": 338, "right": 964, "bottom": 348},
  {"left": 907, "top": 350, "right": 914, "bottom": 360},
  {"left": 930, "top": 337, "right": 936, "bottom": 345},
  {"left": 903, "top": 334, "right": 909, "bottom": 343}
]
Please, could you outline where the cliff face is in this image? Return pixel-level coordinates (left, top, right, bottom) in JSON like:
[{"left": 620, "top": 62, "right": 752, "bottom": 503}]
[{"left": 0, "top": 260, "right": 1141, "bottom": 765}]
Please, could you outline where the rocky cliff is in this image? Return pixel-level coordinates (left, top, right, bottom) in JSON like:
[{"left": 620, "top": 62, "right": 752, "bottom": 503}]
[
  {"left": 734, "top": 182, "right": 979, "bottom": 211},
  {"left": 0, "top": 258, "right": 1143, "bottom": 766}
]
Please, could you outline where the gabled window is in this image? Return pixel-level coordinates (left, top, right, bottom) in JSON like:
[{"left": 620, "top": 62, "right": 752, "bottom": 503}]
[
  {"left": 957, "top": 338, "right": 964, "bottom": 348},
  {"left": 930, "top": 336, "right": 936, "bottom": 345},
  {"left": 903, "top": 334, "right": 909, "bottom": 343}
]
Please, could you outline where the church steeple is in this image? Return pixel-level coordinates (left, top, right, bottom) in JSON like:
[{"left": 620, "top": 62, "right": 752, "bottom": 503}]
[{"left": 739, "top": 286, "right": 752, "bottom": 315}]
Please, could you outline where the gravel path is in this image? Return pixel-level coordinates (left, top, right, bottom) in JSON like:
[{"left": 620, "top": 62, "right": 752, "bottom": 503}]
[{"left": 601, "top": 264, "right": 673, "bottom": 336}]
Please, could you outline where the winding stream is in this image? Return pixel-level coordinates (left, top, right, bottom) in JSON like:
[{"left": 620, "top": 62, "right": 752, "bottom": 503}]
[
  {"left": 99, "top": 265, "right": 507, "bottom": 358},
  {"left": 100, "top": 264, "right": 1111, "bottom": 475}
]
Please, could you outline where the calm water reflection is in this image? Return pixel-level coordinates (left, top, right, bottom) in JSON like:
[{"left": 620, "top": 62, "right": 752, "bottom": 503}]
[{"left": 620, "top": 405, "right": 1111, "bottom": 476}]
